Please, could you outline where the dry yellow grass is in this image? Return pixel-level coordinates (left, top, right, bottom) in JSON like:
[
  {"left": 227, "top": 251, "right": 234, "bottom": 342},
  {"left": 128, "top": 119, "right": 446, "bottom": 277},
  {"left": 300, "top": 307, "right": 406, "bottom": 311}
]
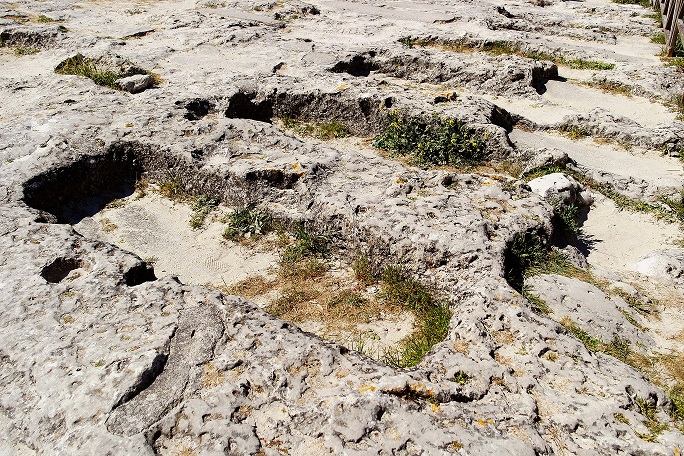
[{"left": 221, "top": 275, "right": 274, "bottom": 298}]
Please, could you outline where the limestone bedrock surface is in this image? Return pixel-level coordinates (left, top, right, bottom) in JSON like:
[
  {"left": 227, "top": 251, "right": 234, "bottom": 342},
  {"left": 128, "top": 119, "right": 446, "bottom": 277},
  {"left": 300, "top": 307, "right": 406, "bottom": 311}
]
[{"left": 1, "top": 0, "right": 684, "bottom": 454}]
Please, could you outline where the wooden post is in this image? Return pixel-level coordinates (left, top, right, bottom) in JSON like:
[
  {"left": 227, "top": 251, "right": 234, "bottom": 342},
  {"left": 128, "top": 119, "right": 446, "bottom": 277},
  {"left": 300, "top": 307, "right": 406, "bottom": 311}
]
[{"left": 662, "top": 0, "right": 684, "bottom": 56}]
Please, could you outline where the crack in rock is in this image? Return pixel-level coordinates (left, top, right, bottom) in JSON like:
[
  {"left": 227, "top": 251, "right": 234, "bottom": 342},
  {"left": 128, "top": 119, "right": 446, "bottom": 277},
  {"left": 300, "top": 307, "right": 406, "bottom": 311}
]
[{"left": 106, "top": 305, "right": 224, "bottom": 436}]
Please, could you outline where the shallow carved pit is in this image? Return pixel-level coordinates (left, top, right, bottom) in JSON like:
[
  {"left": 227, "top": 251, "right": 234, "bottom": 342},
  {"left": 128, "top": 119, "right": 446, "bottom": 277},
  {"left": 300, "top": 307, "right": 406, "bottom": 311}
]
[
  {"left": 21, "top": 140, "right": 426, "bottom": 366},
  {"left": 41, "top": 257, "right": 89, "bottom": 283}
]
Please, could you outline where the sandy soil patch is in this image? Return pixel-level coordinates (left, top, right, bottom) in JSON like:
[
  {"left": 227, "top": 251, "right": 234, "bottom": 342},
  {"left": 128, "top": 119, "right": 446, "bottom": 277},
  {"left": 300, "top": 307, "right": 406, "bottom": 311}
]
[{"left": 579, "top": 194, "right": 682, "bottom": 275}]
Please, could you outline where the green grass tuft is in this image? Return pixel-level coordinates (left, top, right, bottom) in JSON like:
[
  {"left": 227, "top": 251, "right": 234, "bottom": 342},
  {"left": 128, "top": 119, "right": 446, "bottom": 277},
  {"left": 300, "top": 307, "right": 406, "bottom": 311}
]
[
  {"left": 281, "top": 223, "right": 329, "bottom": 264},
  {"left": 559, "top": 124, "right": 591, "bottom": 140},
  {"left": 651, "top": 33, "right": 666, "bottom": 44},
  {"left": 381, "top": 266, "right": 451, "bottom": 368},
  {"left": 281, "top": 116, "right": 351, "bottom": 140},
  {"left": 404, "top": 37, "right": 615, "bottom": 71},
  {"left": 13, "top": 47, "right": 39, "bottom": 56},
  {"left": 522, "top": 285, "right": 552, "bottom": 314},
  {"left": 612, "top": 0, "right": 651, "bottom": 6},
  {"left": 521, "top": 165, "right": 566, "bottom": 181},
  {"left": 54, "top": 53, "right": 155, "bottom": 90},
  {"left": 222, "top": 205, "right": 273, "bottom": 241},
  {"left": 157, "top": 176, "right": 188, "bottom": 201},
  {"left": 189, "top": 195, "right": 219, "bottom": 229},
  {"left": 55, "top": 54, "right": 124, "bottom": 89},
  {"left": 552, "top": 199, "right": 581, "bottom": 234},
  {"left": 352, "top": 252, "right": 380, "bottom": 286},
  {"left": 582, "top": 80, "right": 633, "bottom": 97},
  {"left": 635, "top": 397, "right": 669, "bottom": 441}
]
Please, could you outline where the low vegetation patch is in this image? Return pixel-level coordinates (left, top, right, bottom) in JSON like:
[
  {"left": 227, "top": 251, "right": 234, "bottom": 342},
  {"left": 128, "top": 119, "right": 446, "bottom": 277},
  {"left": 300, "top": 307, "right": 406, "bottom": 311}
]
[
  {"left": 504, "top": 232, "right": 577, "bottom": 292},
  {"left": 156, "top": 176, "right": 189, "bottom": 201},
  {"left": 612, "top": 0, "right": 651, "bottom": 8},
  {"left": 280, "top": 116, "right": 351, "bottom": 140},
  {"left": 558, "top": 124, "right": 591, "bottom": 140},
  {"left": 581, "top": 80, "right": 633, "bottom": 97},
  {"left": 552, "top": 198, "right": 581, "bottom": 235},
  {"left": 380, "top": 266, "right": 452, "bottom": 368},
  {"left": 281, "top": 222, "right": 330, "bottom": 264},
  {"left": 523, "top": 165, "right": 684, "bottom": 225},
  {"left": 219, "top": 220, "right": 452, "bottom": 368},
  {"left": 222, "top": 205, "right": 274, "bottom": 241},
  {"left": 189, "top": 196, "right": 219, "bottom": 229},
  {"left": 374, "top": 110, "right": 485, "bottom": 168},
  {"left": 399, "top": 37, "right": 615, "bottom": 70},
  {"left": 55, "top": 54, "right": 125, "bottom": 89},
  {"left": 54, "top": 53, "right": 157, "bottom": 90},
  {"left": 14, "top": 47, "right": 39, "bottom": 56},
  {"left": 560, "top": 317, "right": 684, "bottom": 439}
]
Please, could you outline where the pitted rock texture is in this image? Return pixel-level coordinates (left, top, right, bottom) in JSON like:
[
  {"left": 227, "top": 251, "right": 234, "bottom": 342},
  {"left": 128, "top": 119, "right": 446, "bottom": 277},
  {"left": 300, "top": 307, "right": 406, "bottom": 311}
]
[{"left": 1, "top": 0, "right": 684, "bottom": 454}]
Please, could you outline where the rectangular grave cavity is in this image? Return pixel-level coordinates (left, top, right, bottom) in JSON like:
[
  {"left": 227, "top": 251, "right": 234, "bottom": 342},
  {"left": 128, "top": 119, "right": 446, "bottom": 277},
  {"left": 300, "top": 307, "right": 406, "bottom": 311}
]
[{"left": 21, "top": 139, "right": 445, "bottom": 368}]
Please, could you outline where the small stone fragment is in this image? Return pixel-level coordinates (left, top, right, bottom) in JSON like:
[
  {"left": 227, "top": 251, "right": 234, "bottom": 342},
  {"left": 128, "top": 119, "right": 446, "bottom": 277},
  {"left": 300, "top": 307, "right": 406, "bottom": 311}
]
[{"left": 116, "top": 74, "right": 154, "bottom": 93}]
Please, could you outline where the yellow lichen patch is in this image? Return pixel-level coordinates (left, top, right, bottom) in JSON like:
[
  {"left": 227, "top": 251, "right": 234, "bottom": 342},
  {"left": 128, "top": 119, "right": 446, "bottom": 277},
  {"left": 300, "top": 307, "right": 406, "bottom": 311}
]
[
  {"left": 360, "top": 383, "right": 377, "bottom": 393},
  {"left": 430, "top": 403, "right": 442, "bottom": 413}
]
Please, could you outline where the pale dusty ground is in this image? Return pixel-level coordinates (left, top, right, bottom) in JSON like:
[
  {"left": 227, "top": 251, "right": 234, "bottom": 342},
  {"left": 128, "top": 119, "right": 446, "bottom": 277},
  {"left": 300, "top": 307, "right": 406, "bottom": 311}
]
[
  {"left": 74, "top": 192, "right": 279, "bottom": 287},
  {"left": 483, "top": 78, "right": 677, "bottom": 128},
  {"left": 580, "top": 194, "right": 682, "bottom": 275}
]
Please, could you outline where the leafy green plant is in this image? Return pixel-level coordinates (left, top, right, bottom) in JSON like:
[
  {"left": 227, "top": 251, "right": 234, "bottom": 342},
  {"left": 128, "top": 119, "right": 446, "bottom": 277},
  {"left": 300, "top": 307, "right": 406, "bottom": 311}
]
[
  {"left": 374, "top": 111, "right": 485, "bottom": 168},
  {"left": 189, "top": 195, "right": 219, "bottom": 229},
  {"left": 222, "top": 205, "right": 273, "bottom": 240},
  {"left": 453, "top": 370, "right": 470, "bottom": 384}
]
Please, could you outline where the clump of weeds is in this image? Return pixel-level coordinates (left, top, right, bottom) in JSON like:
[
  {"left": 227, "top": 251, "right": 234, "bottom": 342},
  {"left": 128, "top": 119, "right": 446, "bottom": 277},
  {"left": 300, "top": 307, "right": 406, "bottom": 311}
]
[
  {"left": 222, "top": 205, "right": 273, "bottom": 241},
  {"left": 374, "top": 110, "right": 485, "bottom": 168},
  {"left": 189, "top": 196, "right": 219, "bottom": 229}
]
